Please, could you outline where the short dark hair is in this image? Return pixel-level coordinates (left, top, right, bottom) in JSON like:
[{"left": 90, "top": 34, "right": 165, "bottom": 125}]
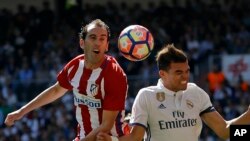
[
  {"left": 156, "top": 44, "right": 187, "bottom": 71},
  {"left": 79, "top": 19, "right": 111, "bottom": 41}
]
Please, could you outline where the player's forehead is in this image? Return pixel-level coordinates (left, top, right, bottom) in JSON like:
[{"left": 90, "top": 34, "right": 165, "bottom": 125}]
[
  {"left": 169, "top": 61, "right": 189, "bottom": 71},
  {"left": 86, "top": 24, "right": 108, "bottom": 37}
]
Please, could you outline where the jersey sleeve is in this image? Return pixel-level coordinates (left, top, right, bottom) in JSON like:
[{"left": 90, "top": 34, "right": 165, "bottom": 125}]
[
  {"left": 197, "top": 86, "right": 215, "bottom": 115},
  {"left": 129, "top": 88, "right": 148, "bottom": 129},
  {"left": 57, "top": 56, "right": 82, "bottom": 90},
  {"left": 57, "top": 67, "right": 73, "bottom": 90},
  {"left": 102, "top": 60, "right": 128, "bottom": 111}
]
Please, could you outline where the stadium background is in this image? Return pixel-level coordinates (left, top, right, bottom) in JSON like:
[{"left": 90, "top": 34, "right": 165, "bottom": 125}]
[{"left": 0, "top": 0, "right": 249, "bottom": 140}]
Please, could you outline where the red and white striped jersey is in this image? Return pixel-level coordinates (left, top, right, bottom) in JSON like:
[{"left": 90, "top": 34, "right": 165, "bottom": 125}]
[{"left": 57, "top": 54, "right": 128, "bottom": 140}]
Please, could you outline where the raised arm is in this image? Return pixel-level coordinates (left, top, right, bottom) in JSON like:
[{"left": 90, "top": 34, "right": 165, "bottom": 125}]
[
  {"left": 201, "top": 106, "right": 250, "bottom": 140},
  {"left": 4, "top": 82, "right": 68, "bottom": 126}
]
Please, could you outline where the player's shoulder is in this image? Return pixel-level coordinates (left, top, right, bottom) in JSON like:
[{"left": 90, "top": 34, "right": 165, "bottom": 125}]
[
  {"left": 138, "top": 85, "right": 160, "bottom": 95},
  {"left": 64, "top": 54, "right": 84, "bottom": 68},
  {"left": 106, "top": 55, "right": 119, "bottom": 65},
  {"left": 71, "top": 54, "right": 84, "bottom": 61},
  {"left": 186, "top": 82, "right": 208, "bottom": 96},
  {"left": 186, "top": 82, "right": 200, "bottom": 92},
  {"left": 105, "top": 55, "right": 125, "bottom": 71},
  {"left": 136, "top": 85, "right": 165, "bottom": 102},
  {"left": 187, "top": 82, "right": 199, "bottom": 89}
]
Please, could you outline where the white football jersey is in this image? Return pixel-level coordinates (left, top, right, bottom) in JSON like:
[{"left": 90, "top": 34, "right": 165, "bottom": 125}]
[{"left": 130, "top": 79, "right": 215, "bottom": 141}]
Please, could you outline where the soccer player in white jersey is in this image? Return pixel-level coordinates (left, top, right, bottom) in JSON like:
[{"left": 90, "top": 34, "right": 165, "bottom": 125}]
[
  {"left": 97, "top": 44, "right": 250, "bottom": 141},
  {"left": 4, "top": 19, "right": 128, "bottom": 141}
]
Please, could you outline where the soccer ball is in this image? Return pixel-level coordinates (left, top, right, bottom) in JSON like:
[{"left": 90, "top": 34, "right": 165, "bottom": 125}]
[{"left": 118, "top": 25, "right": 154, "bottom": 61}]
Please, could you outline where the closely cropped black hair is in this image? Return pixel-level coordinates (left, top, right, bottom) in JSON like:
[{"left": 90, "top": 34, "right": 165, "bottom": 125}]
[
  {"left": 156, "top": 44, "right": 187, "bottom": 71},
  {"left": 79, "top": 19, "right": 111, "bottom": 41}
]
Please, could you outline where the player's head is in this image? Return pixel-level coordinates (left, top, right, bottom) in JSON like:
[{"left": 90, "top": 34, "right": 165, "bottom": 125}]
[
  {"left": 156, "top": 44, "right": 190, "bottom": 91},
  {"left": 156, "top": 44, "right": 188, "bottom": 71},
  {"left": 79, "top": 19, "right": 111, "bottom": 41},
  {"left": 79, "top": 19, "right": 111, "bottom": 65}
]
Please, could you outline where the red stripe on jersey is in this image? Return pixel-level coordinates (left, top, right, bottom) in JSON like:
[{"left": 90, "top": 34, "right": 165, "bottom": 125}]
[
  {"left": 80, "top": 104, "right": 92, "bottom": 135},
  {"left": 68, "top": 60, "right": 80, "bottom": 82},
  {"left": 78, "top": 67, "right": 91, "bottom": 94},
  {"left": 57, "top": 55, "right": 83, "bottom": 90}
]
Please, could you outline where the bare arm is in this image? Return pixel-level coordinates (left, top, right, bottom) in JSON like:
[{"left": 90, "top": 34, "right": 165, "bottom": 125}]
[
  {"left": 97, "top": 125, "right": 145, "bottom": 141},
  {"left": 4, "top": 82, "right": 68, "bottom": 126},
  {"left": 80, "top": 110, "right": 119, "bottom": 141},
  {"left": 119, "top": 125, "right": 145, "bottom": 141},
  {"left": 201, "top": 106, "right": 250, "bottom": 140}
]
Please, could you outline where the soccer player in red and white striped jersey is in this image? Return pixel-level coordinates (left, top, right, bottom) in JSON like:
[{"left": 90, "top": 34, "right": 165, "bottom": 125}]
[{"left": 5, "top": 19, "right": 128, "bottom": 141}]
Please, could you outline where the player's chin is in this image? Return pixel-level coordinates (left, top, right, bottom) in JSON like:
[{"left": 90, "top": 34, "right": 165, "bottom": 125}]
[{"left": 179, "top": 84, "right": 188, "bottom": 90}]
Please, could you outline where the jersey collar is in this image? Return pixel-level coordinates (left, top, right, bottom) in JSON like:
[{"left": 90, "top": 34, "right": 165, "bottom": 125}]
[{"left": 157, "top": 79, "right": 183, "bottom": 96}]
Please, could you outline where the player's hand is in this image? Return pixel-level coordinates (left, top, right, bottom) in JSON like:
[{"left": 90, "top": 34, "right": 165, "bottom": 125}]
[
  {"left": 97, "top": 132, "right": 112, "bottom": 141},
  {"left": 4, "top": 109, "right": 24, "bottom": 126}
]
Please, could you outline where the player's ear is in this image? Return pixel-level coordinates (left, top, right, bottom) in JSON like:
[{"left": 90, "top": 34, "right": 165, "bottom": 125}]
[
  {"left": 79, "top": 38, "right": 84, "bottom": 49},
  {"left": 159, "top": 70, "right": 166, "bottom": 78}
]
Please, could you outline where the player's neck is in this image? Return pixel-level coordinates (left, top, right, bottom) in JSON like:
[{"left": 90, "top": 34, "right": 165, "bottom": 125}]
[{"left": 85, "top": 56, "right": 105, "bottom": 70}]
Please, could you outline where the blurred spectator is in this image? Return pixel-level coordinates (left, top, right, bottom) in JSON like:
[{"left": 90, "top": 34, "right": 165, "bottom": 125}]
[
  {"left": 238, "top": 74, "right": 249, "bottom": 93},
  {"left": 207, "top": 64, "right": 225, "bottom": 100}
]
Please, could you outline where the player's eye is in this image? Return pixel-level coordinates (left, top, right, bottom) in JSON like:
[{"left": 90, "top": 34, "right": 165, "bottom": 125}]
[
  {"left": 99, "top": 38, "right": 106, "bottom": 42},
  {"left": 91, "top": 36, "right": 97, "bottom": 40},
  {"left": 88, "top": 34, "right": 97, "bottom": 40}
]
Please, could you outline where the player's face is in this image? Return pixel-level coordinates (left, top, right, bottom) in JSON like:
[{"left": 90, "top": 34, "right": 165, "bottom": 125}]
[
  {"left": 80, "top": 24, "right": 109, "bottom": 65},
  {"left": 160, "top": 61, "right": 190, "bottom": 92}
]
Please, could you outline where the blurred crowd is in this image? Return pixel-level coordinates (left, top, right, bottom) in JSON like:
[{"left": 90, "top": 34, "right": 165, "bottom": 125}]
[{"left": 0, "top": 0, "right": 250, "bottom": 140}]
